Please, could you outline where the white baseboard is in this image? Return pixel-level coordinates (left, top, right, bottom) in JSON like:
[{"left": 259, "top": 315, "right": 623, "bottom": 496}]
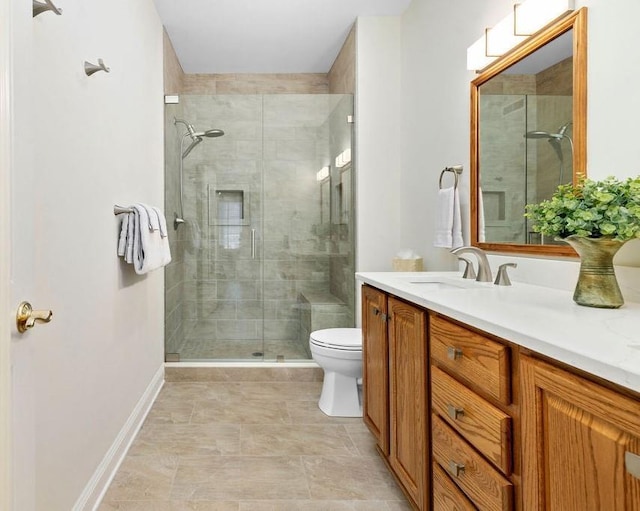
[{"left": 72, "top": 364, "right": 165, "bottom": 511}]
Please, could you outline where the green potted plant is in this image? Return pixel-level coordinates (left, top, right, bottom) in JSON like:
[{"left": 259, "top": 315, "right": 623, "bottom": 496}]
[{"left": 525, "top": 176, "right": 640, "bottom": 308}]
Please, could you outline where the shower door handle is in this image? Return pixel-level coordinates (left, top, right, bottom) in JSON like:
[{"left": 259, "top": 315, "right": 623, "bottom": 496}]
[{"left": 251, "top": 228, "right": 256, "bottom": 259}]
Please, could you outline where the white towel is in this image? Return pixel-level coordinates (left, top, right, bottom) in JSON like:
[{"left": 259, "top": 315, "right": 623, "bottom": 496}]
[
  {"left": 132, "top": 203, "right": 170, "bottom": 274},
  {"left": 434, "top": 187, "right": 464, "bottom": 248},
  {"left": 151, "top": 206, "right": 172, "bottom": 266},
  {"left": 125, "top": 211, "right": 135, "bottom": 263},
  {"left": 117, "top": 214, "right": 129, "bottom": 256},
  {"left": 116, "top": 203, "right": 171, "bottom": 274},
  {"left": 452, "top": 187, "right": 464, "bottom": 248}
]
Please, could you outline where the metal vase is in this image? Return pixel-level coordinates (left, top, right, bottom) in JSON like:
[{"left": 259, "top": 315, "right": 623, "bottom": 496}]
[{"left": 563, "top": 235, "right": 626, "bottom": 309}]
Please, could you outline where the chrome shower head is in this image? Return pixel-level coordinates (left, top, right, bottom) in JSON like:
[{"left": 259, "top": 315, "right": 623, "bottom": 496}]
[
  {"left": 194, "top": 129, "right": 225, "bottom": 138},
  {"left": 175, "top": 118, "right": 225, "bottom": 158},
  {"left": 525, "top": 130, "right": 563, "bottom": 140}
]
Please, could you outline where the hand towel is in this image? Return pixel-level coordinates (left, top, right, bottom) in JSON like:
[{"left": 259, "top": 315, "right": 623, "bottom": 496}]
[
  {"left": 117, "top": 214, "right": 129, "bottom": 256},
  {"left": 151, "top": 206, "right": 168, "bottom": 238},
  {"left": 452, "top": 187, "right": 464, "bottom": 248},
  {"left": 151, "top": 206, "right": 172, "bottom": 266},
  {"left": 143, "top": 204, "right": 160, "bottom": 232},
  {"left": 129, "top": 203, "right": 172, "bottom": 274},
  {"left": 125, "top": 211, "right": 135, "bottom": 263},
  {"left": 434, "top": 186, "right": 464, "bottom": 248}
]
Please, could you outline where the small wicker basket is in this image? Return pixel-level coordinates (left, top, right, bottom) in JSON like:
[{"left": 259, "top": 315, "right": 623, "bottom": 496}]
[{"left": 392, "top": 258, "right": 423, "bottom": 272}]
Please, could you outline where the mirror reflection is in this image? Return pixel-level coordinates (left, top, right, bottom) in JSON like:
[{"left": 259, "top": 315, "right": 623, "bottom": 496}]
[
  {"left": 471, "top": 9, "right": 586, "bottom": 255},
  {"left": 479, "top": 30, "right": 573, "bottom": 245}
]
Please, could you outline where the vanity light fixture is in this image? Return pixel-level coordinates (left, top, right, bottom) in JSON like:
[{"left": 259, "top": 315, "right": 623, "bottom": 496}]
[
  {"left": 466, "top": 0, "right": 574, "bottom": 71},
  {"left": 316, "top": 166, "right": 330, "bottom": 182},
  {"left": 514, "top": 0, "right": 575, "bottom": 36}
]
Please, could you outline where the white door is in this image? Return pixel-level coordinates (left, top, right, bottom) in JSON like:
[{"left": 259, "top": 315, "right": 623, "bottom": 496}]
[
  {"left": 1, "top": 0, "right": 52, "bottom": 508},
  {"left": 0, "top": 0, "right": 11, "bottom": 509},
  {"left": 0, "top": 0, "right": 13, "bottom": 507}
]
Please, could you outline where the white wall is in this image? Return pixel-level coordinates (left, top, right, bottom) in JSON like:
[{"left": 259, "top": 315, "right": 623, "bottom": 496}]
[
  {"left": 355, "top": 17, "right": 403, "bottom": 273},
  {"left": 10, "top": 0, "right": 165, "bottom": 508},
  {"left": 396, "top": 0, "right": 640, "bottom": 292}
]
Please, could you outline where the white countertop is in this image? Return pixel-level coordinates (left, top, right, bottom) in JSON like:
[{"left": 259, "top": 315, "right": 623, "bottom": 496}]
[{"left": 356, "top": 271, "right": 640, "bottom": 394}]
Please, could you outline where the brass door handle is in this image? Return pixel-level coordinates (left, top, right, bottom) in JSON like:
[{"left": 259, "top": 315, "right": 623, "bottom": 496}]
[{"left": 16, "top": 301, "right": 53, "bottom": 333}]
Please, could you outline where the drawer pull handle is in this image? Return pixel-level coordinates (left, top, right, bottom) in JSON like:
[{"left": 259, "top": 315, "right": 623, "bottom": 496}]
[
  {"left": 448, "top": 461, "right": 465, "bottom": 478},
  {"left": 447, "top": 347, "right": 463, "bottom": 360},
  {"left": 447, "top": 404, "right": 465, "bottom": 420},
  {"left": 626, "top": 452, "right": 640, "bottom": 479}
]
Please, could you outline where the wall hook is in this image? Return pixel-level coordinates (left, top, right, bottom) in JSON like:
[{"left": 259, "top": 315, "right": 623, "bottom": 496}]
[
  {"left": 33, "top": 0, "right": 62, "bottom": 17},
  {"left": 84, "top": 59, "right": 110, "bottom": 77}
]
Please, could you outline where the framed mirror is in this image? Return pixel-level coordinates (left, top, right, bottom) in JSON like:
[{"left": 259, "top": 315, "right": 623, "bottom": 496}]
[{"left": 471, "top": 8, "right": 587, "bottom": 256}]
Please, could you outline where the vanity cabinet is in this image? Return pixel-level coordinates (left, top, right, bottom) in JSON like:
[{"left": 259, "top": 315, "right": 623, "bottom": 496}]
[
  {"left": 362, "top": 285, "right": 389, "bottom": 455},
  {"left": 521, "top": 355, "right": 640, "bottom": 510},
  {"left": 360, "top": 282, "right": 640, "bottom": 511},
  {"left": 388, "top": 296, "right": 429, "bottom": 508},
  {"left": 361, "top": 285, "right": 430, "bottom": 510},
  {"left": 429, "top": 314, "right": 515, "bottom": 511}
]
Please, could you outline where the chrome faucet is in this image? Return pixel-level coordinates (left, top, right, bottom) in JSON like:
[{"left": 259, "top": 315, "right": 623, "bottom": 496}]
[{"left": 450, "top": 246, "right": 493, "bottom": 282}]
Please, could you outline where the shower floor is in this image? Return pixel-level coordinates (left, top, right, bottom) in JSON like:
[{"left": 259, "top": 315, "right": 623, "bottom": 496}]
[{"left": 174, "top": 336, "right": 310, "bottom": 362}]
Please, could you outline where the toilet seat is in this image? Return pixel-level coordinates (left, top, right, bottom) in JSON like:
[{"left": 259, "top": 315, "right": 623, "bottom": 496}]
[{"left": 309, "top": 328, "right": 362, "bottom": 351}]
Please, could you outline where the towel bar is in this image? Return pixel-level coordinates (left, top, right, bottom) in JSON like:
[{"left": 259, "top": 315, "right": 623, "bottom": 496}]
[
  {"left": 439, "top": 165, "right": 463, "bottom": 189},
  {"left": 114, "top": 205, "right": 133, "bottom": 215}
]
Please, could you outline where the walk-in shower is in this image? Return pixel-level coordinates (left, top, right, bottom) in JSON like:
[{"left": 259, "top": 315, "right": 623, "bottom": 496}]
[{"left": 164, "top": 94, "right": 355, "bottom": 362}]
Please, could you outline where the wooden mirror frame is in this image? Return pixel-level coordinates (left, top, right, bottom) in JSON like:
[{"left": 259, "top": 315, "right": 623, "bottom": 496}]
[{"left": 470, "top": 8, "right": 587, "bottom": 256}]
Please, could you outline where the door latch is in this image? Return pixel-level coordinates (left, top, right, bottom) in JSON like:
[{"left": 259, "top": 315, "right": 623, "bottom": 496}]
[{"left": 16, "top": 301, "right": 53, "bottom": 333}]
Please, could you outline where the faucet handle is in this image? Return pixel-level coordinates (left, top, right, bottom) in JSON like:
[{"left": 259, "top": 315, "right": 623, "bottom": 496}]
[
  {"left": 459, "top": 257, "right": 477, "bottom": 280},
  {"left": 494, "top": 263, "right": 517, "bottom": 286}
]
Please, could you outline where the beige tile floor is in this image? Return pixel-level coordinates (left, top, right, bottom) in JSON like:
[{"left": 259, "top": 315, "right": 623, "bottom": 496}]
[{"left": 99, "top": 374, "right": 411, "bottom": 510}]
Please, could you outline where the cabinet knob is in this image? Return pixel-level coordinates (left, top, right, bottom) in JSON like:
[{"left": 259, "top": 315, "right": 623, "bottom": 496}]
[
  {"left": 448, "top": 461, "right": 465, "bottom": 478},
  {"left": 447, "top": 404, "right": 465, "bottom": 421},
  {"left": 447, "top": 346, "right": 463, "bottom": 360}
]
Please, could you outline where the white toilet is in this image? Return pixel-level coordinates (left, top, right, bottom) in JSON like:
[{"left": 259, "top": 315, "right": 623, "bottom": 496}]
[{"left": 309, "top": 328, "right": 363, "bottom": 417}]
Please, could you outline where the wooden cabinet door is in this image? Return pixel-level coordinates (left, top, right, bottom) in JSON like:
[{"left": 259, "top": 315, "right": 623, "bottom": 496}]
[
  {"left": 362, "top": 285, "right": 389, "bottom": 455},
  {"left": 388, "top": 296, "right": 429, "bottom": 509},
  {"left": 521, "top": 356, "right": 640, "bottom": 510}
]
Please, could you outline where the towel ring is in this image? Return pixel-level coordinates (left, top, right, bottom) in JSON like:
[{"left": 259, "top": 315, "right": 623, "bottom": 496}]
[{"left": 438, "top": 165, "right": 463, "bottom": 189}]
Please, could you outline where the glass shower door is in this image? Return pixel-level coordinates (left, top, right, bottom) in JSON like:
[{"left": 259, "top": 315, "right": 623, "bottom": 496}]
[{"left": 165, "top": 95, "right": 265, "bottom": 361}]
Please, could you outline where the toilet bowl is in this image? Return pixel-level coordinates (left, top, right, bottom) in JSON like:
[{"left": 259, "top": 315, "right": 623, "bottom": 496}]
[{"left": 309, "top": 328, "right": 363, "bottom": 417}]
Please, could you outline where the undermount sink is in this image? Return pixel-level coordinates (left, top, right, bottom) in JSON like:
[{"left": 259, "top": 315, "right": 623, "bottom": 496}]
[
  {"left": 396, "top": 274, "right": 480, "bottom": 290},
  {"left": 407, "top": 280, "right": 467, "bottom": 290}
]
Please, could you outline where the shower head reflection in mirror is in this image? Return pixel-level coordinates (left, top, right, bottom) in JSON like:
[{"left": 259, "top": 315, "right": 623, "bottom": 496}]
[{"left": 525, "top": 121, "right": 574, "bottom": 184}]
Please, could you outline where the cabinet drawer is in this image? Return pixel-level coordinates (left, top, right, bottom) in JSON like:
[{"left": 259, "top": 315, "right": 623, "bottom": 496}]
[
  {"left": 430, "top": 315, "right": 511, "bottom": 405},
  {"left": 432, "top": 416, "right": 513, "bottom": 511},
  {"left": 433, "top": 462, "right": 477, "bottom": 511},
  {"left": 432, "top": 365, "right": 512, "bottom": 475}
]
